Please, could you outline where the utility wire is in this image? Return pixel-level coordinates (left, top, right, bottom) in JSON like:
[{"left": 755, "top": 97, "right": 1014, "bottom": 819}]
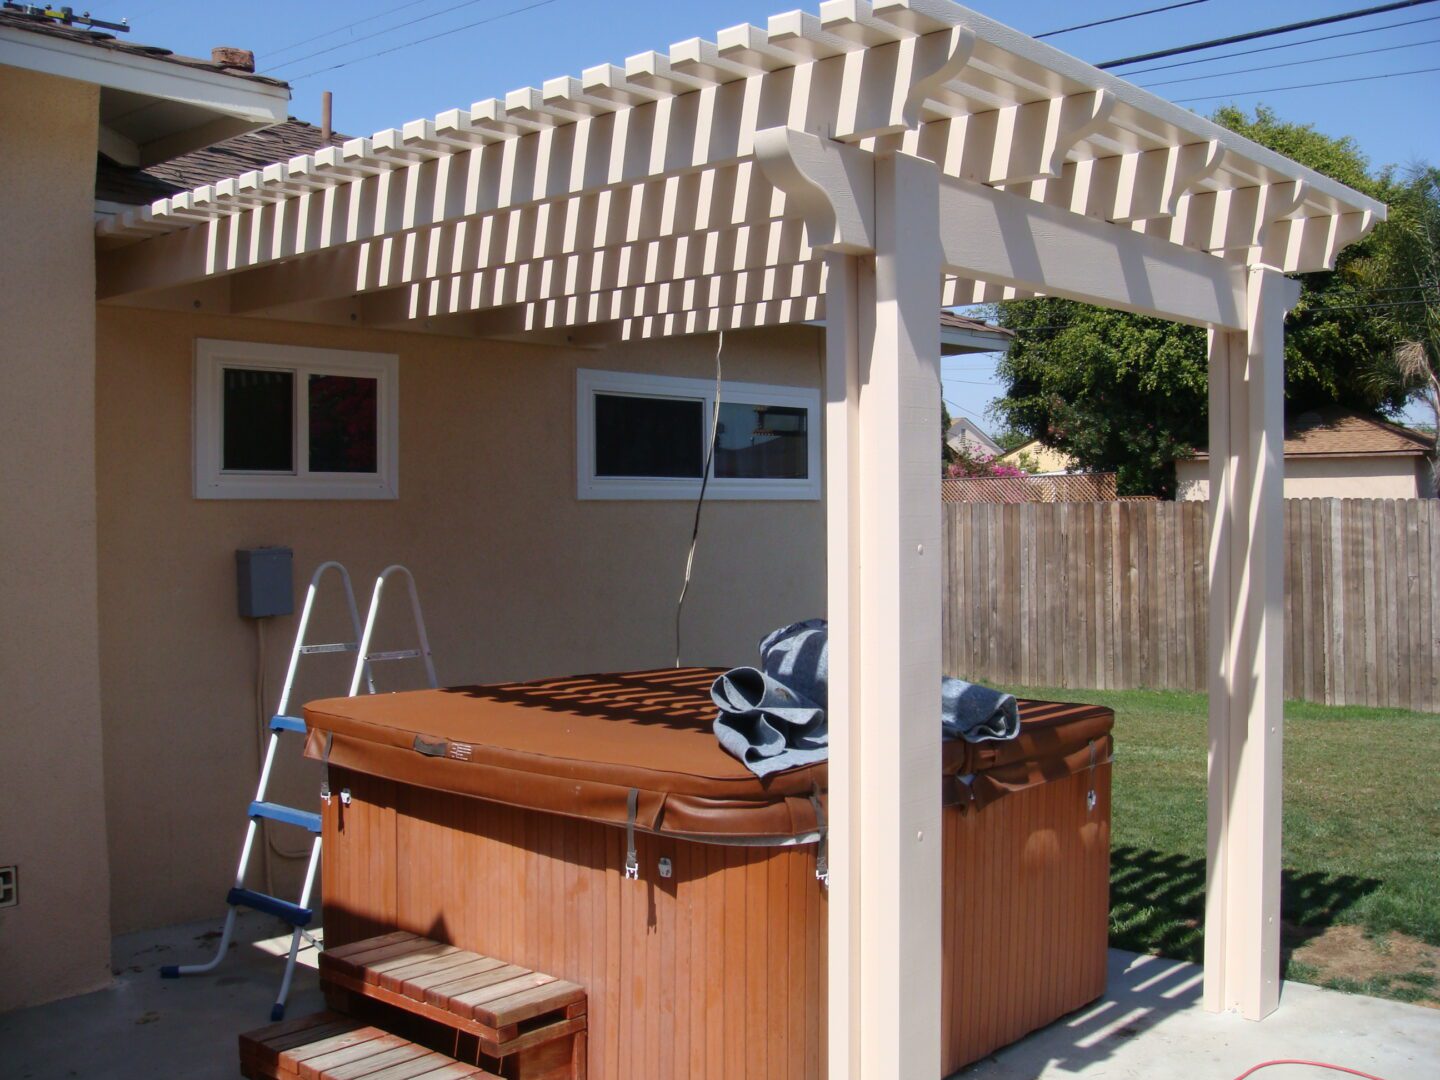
[
  {"left": 994, "top": 298, "right": 1434, "bottom": 334},
  {"left": 261, "top": 0, "right": 446, "bottom": 63},
  {"left": 1119, "top": 11, "right": 1440, "bottom": 76},
  {"left": 1036, "top": 0, "right": 1212, "bottom": 39},
  {"left": 1174, "top": 63, "right": 1440, "bottom": 103},
  {"left": 1139, "top": 35, "right": 1440, "bottom": 87},
  {"left": 1097, "top": 0, "right": 1440, "bottom": 69},
  {"left": 268, "top": 0, "right": 504, "bottom": 73},
  {"left": 288, "top": 0, "right": 561, "bottom": 82}
]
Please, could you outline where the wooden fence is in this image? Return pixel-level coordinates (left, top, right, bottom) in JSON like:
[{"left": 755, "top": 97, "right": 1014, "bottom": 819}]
[{"left": 942, "top": 498, "right": 1440, "bottom": 713}]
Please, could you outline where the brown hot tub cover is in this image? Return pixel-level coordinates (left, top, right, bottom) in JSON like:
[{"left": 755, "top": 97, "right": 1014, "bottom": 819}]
[{"left": 303, "top": 668, "right": 1112, "bottom": 842}]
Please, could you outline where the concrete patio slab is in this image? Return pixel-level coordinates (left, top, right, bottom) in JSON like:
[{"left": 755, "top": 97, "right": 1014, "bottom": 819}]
[
  {"left": 3, "top": 920, "right": 1436, "bottom": 1079},
  {"left": 961, "top": 950, "right": 1440, "bottom": 1080},
  {"left": 1, "top": 912, "right": 324, "bottom": 1080}
]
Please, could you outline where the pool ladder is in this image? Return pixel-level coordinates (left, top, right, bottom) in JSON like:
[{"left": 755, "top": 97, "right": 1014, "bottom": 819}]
[{"left": 162, "top": 562, "right": 437, "bottom": 1022}]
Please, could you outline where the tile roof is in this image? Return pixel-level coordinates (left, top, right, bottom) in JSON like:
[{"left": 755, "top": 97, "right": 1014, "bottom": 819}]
[
  {"left": 1191, "top": 407, "right": 1435, "bottom": 460},
  {"left": 96, "top": 118, "right": 347, "bottom": 205},
  {"left": 0, "top": 7, "right": 287, "bottom": 88}
]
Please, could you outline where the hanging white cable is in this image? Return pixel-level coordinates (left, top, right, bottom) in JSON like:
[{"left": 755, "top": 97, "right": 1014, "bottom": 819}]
[{"left": 675, "top": 331, "right": 724, "bottom": 668}]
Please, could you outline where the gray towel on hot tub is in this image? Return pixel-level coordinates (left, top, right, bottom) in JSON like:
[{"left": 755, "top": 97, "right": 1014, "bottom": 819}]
[
  {"left": 711, "top": 666, "right": 829, "bottom": 777},
  {"left": 713, "top": 619, "right": 1021, "bottom": 776},
  {"left": 941, "top": 676, "right": 1020, "bottom": 742}
]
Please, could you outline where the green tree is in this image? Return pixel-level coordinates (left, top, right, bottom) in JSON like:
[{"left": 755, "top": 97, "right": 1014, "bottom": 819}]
[
  {"left": 991, "top": 105, "right": 1422, "bottom": 497},
  {"left": 1354, "top": 165, "right": 1440, "bottom": 487}
]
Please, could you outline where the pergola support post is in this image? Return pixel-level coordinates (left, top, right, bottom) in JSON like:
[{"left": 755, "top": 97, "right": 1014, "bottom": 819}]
[
  {"left": 824, "top": 151, "right": 944, "bottom": 1079},
  {"left": 1203, "top": 264, "right": 1300, "bottom": 1020}
]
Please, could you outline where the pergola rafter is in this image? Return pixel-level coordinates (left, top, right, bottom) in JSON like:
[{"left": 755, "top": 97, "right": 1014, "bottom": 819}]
[{"left": 92, "top": 3, "right": 1388, "bottom": 1077}]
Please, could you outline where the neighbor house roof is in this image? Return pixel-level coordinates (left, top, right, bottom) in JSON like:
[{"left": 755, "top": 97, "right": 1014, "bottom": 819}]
[
  {"left": 940, "top": 311, "right": 1013, "bottom": 337},
  {"left": 1191, "top": 407, "right": 1435, "bottom": 461},
  {"left": 97, "top": 119, "right": 347, "bottom": 206}
]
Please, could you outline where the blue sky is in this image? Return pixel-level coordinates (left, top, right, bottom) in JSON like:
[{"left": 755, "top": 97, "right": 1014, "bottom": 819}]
[{"left": 126, "top": 0, "right": 1438, "bottom": 432}]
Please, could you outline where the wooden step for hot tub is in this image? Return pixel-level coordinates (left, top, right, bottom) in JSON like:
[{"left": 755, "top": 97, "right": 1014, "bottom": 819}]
[
  {"left": 319, "top": 933, "right": 587, "bottom": 1078},
  {"left": 239, "top": 1010, "right": 501, "bottom": 1080}
]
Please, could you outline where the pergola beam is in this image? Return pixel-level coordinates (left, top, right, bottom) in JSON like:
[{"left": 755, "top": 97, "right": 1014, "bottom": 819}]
[{"left": 936, "top": 169, "right": 1247, "bottom": 329}]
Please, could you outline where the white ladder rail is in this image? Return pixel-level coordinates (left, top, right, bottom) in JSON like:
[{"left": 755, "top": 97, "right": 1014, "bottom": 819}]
[
  {"left": 349, "top": 564, "right": 438, "bottom": 695},
  {"left": 162, "top": 560, "right": 370, "bottom": 1022}
]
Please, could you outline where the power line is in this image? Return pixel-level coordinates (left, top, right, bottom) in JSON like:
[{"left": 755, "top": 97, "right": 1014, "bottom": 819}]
[
  {"left": 994, "top": 297, "right": 1434, "bottom": 333},
  {"left": 1139, "top": 35, "right": 1440, "bottom": 87},
  {"left": 262, "top": 0, "right": 447, "bottom": 64},
  {"left": 1173, "top": 63, "right": 1440, "bottom": 103},
  {"left": 1119, "top": 11, "right": 1440, "bottom": 76},
  {"left": 1097, "top": 0, "right": 1440, "bottom": 69},
  {"left": 288, "top": 0, "right": 561, "bottom": 82},
  {"left": 268, "top": 0, "right": 503, "bottom": 73},
  {"left": 1036, "top": 0, "right": 1211, "bottom": 40}
]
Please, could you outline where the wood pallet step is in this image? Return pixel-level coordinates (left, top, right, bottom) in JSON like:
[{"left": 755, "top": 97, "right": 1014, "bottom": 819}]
[
  {"left": 239, "top": 1011, "right": 500, "bottom": 1080},
  {"left": 319, "top": 934, "right": 587, "bottom": 1058}
]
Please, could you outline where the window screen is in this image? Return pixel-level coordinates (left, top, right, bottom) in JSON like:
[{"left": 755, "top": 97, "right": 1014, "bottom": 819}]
[
  {"left": 714, "top": 402, "right": 809, "bottom": 480},
  {"left": 594, "top": 392, "right": 704, "bottom": 478},
  {"left": 222, "top": 367, "right": 293, "bottom": 472},
  {"left": 309, "top": 374, "right": 379, "bottom": 474}
]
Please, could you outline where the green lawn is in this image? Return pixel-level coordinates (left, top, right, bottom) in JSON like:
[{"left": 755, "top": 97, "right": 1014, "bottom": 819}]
[{"left": 1001, "top": 684, "right": 1440, "bottom": 1006}]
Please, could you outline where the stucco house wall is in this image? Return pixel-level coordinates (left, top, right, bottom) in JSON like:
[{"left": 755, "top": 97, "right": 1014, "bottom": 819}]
[
  {"left": 1176, "top": 454, "right": 1434, "bottom": 501},
  {"left": 0, "top": 67, "right": 114, "bottom": 1011},
  {"left": 94, "top": 307, "right": 828, "bottom": 933}
]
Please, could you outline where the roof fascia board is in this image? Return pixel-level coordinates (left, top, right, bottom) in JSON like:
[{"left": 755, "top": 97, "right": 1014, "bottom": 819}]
[
  {"left": 932, "top": 2, "right": 1387, "bottom": 220},
  {"left": 0, "top": 25, "right": 288, "bottom": 125},
  {"left": 940, "top": 325, "right": 1009, "bottom": 353}
]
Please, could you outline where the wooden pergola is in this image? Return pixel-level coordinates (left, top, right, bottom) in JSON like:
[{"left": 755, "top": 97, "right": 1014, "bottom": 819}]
[{"left": 96, "top": 2, "right": 1384, "bottom": 1075}]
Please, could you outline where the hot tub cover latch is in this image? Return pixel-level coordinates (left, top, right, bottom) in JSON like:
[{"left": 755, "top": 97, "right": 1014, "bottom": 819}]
[
  {"left": 1086, "top": 740, "right": 1098, "bottom": 813},
  {"left": 624, "top": 788, "right": 640, "bottom": 880}
]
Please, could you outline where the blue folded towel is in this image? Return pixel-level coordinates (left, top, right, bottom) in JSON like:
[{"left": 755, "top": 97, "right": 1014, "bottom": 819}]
[
  {"left": 712, "top": 619, "right": 1020, "bottom": 776},
  {"left": 711, "top": 666, "right": 828, "bottom": 778}
]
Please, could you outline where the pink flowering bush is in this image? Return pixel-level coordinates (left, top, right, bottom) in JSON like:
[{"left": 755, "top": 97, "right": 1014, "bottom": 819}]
[{"left": 945, "top": 445, "right": 1026, "bottom": 479}]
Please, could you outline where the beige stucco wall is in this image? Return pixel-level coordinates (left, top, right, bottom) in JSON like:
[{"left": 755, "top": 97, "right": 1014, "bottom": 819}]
[
  {"left": 1175, "top": 454, "right": 1431, "bottom": 501},
  {"left": 0, "top": 68, "right": 114, "bottom": 1010},
  {"left": 95, "top": 307, "right": 827, "bottom": 933}
]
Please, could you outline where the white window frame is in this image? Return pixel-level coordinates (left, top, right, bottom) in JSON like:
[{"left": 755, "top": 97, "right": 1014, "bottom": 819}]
[
  {"left": 576, "top": 368, "right": 821, "bottom": 501},
  {"left": 194, "top": 339, "right": 399, "bottom": 500}
]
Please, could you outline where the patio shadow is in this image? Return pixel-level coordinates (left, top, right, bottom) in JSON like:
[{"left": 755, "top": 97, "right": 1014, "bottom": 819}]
[{"left": 1107, "top": 844, "right": 1383, "bottom": 972}]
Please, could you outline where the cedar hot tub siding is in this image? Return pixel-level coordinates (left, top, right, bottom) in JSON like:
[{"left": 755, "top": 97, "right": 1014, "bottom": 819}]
[{"left": 320, "top": 763, "right": 1109, "bottom": 1079}]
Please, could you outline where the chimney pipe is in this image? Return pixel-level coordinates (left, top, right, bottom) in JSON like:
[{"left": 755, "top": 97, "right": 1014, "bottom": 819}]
[{"left": 320, "top": 91, "right": 333, "bottom": 145}]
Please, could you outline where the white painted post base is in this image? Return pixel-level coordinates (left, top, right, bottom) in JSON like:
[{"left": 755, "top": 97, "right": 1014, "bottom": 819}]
[{"left": 1203, "top": 265, "right": 1300, "bottom": 1020}]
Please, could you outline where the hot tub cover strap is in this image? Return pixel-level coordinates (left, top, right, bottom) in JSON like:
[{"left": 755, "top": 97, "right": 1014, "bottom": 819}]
[{"left": 809, "top": 783, "right": 828, "bottom": 887}]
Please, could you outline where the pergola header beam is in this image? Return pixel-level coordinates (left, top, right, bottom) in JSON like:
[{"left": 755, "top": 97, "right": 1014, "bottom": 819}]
[{"left": 758, "top": 128, "right": 1247, "bottom": 330}]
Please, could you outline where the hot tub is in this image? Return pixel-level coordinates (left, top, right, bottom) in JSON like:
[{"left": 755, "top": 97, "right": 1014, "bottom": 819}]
[{"left": 305, "top": 667, "right": 1112, "bottom": 1079}]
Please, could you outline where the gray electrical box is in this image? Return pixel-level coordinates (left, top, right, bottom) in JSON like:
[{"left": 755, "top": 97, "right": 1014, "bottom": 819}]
[{"left": 236, "top": 547, "right": 294, "bottom": 618}]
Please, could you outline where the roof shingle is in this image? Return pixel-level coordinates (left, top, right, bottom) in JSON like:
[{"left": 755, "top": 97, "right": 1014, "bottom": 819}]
[
  {"left": 96, "top": 118, "right": 347, "bottom": 206},
  {"left": 1191, "top": 407, "right": 1434, "bottom": 460},
  {"left": 0, "top": 8, "right": 286, "bottom": 88}
]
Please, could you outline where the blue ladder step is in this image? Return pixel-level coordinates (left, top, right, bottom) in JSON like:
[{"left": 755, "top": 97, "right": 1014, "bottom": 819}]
[
  {"left": 248, "top": 801, "right": 322, "bottom": 833},
  {"left": 226, "top": 887, "right": 314, "bottom": 928},
  {"left": 270, "top": 714, "right": 307, "bottom": 734}
]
